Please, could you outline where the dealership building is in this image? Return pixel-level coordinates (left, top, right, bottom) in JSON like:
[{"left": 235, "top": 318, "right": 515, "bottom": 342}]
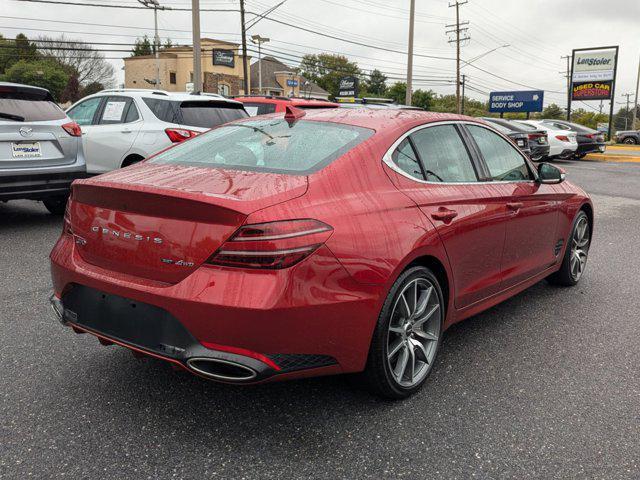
[
  {"left": 124, "top": 38, "right": 250, "bottom": 95},
  {"left": 124, "top": 38, "right": 328, "bottom": 99}
]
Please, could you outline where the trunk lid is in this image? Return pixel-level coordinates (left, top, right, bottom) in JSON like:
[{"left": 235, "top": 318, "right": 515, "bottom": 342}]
[
  {"left": 0, "top": 121, "right": 78, "bottom": 169},
  {"left": 70, "top": 164, "right": 308, "bottom": 284}
]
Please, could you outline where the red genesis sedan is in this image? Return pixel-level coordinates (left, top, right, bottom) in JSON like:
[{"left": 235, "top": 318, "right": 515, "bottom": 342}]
[{"left": 49, "top": 108, "right": 593, "bottom": 399}]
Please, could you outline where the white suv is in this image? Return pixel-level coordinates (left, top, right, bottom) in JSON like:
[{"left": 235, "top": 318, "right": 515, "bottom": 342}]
[{"left": 66, "top": 89, "right": 247, "bottom": 174}]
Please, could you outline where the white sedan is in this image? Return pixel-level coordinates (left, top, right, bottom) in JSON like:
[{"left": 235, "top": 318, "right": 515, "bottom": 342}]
[{"left": 517, "top": 120, "right": 578, "bottom": 159}]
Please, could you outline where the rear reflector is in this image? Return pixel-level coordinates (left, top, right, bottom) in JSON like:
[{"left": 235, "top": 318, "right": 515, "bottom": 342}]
[
  {"left": 206, "top": 219, "right": 333, "bottom": 269},
  {"left": 165, "top": 128, "right": 200, "bottom": 143},
  {"left": 62, "top": 121, "right": 82, "bottom": 137}
]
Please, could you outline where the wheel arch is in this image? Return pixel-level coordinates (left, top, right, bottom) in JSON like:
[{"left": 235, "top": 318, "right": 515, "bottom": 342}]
[
  {"left": 404, "top": 254, "right": 451, "bottom": 319},
  {"left": 579, "top": 201, "right": 594, "bottom": 237},
  {"left": 121, "top": 153, "right": 146, "bottom": 168}
]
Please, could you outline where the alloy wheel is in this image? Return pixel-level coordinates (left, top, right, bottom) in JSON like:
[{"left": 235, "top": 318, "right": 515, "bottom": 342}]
[
  {"left": 570, "top": 216, "right": 590, "bottom": 281},
  {"left": 386, "top": 278, "right": 442, "bottom": 388}
]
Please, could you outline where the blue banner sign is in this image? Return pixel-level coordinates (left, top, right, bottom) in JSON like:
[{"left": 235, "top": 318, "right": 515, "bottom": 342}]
[
  {"left": 489, "top": 90, "right": 544, "bottom": 113},
  {"left": 286, "top": 79, "right": 299, "bottom": 87}
]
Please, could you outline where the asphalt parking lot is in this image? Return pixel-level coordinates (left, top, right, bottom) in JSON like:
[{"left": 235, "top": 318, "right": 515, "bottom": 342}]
[{"left": 1, "top": 160, "right": 639, "bottom": 479}]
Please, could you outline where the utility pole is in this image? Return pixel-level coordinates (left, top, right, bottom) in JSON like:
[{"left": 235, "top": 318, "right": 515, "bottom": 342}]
[
  {"left": 461, "top": 74, "right": 466, "bottom": 114},
  {"left": 446, "top": 1, "right": 469, "bottom": 114},
  {"left": 138, "top": 0, "right": 169, "bottom": 88},
  {"left": 633, "top": 55, "right": 640, "bottom": 130},
  {"left": 405, "top": 0, "right": 415, "bottom": 105},
  {"left": 621, "top": 93, "right": 634, "bottom": 130},
  {"left": 191, "top": 0, "right": 202, "bottom": 93},
  {"left": 561, "top": 54, "right": 571, "bottom": 120},
  {"left": 251, "top": 35, "right": 269, "bottom": 94},
  {"left": 240, "top": 0, "right": 249, "bottom": 95}
]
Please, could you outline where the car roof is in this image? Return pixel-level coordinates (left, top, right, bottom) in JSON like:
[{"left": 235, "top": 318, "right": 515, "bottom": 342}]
[
  {"left": 234, "top": 96, "right": 337, "bottom": 106},
  {"left": 86, "top": 89, "right": 243, "bottom": 106},
  {"left": 248, "top": 107, "right": 471, "bottom": 132}
]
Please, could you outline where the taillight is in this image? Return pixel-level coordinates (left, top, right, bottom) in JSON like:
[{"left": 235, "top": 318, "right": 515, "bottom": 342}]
[
  {"left": 585, "top": 133, "right": 595, "bottom": 139},
  {"left": 528, "top": 133, "right": 547, "bottom": 144},
  {"left": 62, "top": 121, "right": 82, "bottom": 137},
  {"left": 63, "top": 189, "right": 73, "bottom": 235},
  {"left": 206, "top": 219, "right": 333, "bottom": 269},
  {"left": 556, "top": 135, "right": 570, "bottom": 142},
  {"left": 165, "top": 128, "right": 199, "bottom": 143}
]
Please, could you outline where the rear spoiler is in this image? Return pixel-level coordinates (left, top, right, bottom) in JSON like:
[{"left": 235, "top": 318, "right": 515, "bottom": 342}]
[{"left": 0, "top": 84, "right": 54, "bottom": 102}]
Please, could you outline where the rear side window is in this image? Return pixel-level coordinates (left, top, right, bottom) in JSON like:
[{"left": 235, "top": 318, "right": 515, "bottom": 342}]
[
  {"left": 180, "top": 101, "right": 247, "bottom": 128},
  {"left": 0, "top": 90, "right": 65, "bottom": 122},
  {"left": 467, "top": 125, "right": 533, "bottom": 182},
  {"left": 391, "top": 138, "right": 424, "bottom": 180},
  {"left": 150, "top": 119, "right": 373, "bottom": 174},
  {"left": 410, "top": 125, "right": 478, "bottom": 183},
  {"left": 143, "top": 98, "right": 247, "bottom": 127},
  {"left": 241, "top": 102, "right": 277, "bottom": 116}
]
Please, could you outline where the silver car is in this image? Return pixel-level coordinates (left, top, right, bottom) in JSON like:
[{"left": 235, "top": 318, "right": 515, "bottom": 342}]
[{"left": 0, "top": 82, "right": 86, "bottom": 214}]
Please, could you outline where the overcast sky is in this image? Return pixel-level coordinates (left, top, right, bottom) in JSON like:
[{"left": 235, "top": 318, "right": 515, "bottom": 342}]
[{"left": 4, "top": 0, "right": 639, "bottom": 112}]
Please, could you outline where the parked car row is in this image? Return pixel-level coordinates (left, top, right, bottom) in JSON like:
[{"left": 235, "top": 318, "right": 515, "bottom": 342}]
[{"left": 1, "top": 82, "right": 609, "bottom": 214}]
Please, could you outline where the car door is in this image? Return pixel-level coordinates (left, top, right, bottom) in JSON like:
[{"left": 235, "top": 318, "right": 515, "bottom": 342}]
[
  {"left": 83, "top": 96, "right": 142, "bottom": 173},
  {"left": 465, "top": 123, "right": 560, "bottom": 289},
  {"left": 384, "top": 122, "right": 509, "bottom": 309},
  {"left": 66, "top": 96, "right": 104, "bottom": 164}
]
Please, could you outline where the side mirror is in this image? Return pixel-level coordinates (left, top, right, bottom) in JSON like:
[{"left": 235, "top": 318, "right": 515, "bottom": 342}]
[{"left": 537, "top": 163, "right": 565, "bottom": 184}]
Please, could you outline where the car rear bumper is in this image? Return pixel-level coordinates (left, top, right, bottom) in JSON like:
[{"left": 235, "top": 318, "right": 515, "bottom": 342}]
[
  {"left": 576, "top": 143, "right": 606, "bottom": 155},
  {"left": 49, "top": 233, "right": 382, "bottom": 383},
  {"left": 529, "top": 144, "right": 550, "bottom": 160},
  {"left": 0, "top": 168, "right": 86, "bottom": 200}
]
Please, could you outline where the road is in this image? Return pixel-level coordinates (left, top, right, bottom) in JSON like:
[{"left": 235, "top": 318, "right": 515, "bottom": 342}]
[{"left": 1, "top": 160, "right": 639, "bottom": 479}]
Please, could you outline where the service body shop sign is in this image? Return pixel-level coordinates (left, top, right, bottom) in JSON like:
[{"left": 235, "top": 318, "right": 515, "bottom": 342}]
[
  {"left": 571, "top": 48, "right": 616, "bottom": 100},
  {"left": 213, "top": 50, "right": 235, "bottom": 68},
  {"left": 489, "top": 90, "right": 544, "bottom": 113}
]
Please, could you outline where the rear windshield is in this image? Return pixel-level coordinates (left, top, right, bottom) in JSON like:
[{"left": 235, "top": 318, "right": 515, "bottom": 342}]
[
  {"left": 150, "top": 118, "right": 374, "bottom": 174},
  {"left": 0, "top": 90, "right": 65, "bottom": 122},
  {"left": 143, "top": 98, "right": 247, "bottom": 128}
]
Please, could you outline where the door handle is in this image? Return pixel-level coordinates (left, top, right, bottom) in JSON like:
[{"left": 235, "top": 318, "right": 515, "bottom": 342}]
[
  {"left": 506, "top": 202, "right": 524, "bottom": 212},
  {"left": 431, "top": 208, "right": 458, "bottom": 223},
  {"left": 121, "top": 128, "right": 132, "bottom": 133}
]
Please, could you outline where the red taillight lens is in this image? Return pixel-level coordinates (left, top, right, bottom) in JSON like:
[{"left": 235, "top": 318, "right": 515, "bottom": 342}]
[
  {"left": 207, "top": 219, "right": 333, "bottom": 269},
  {"left": 63, "top": 190, "right": 73, "bottom": 235},
  {"left": 165, "top": 128, "right": 199, "bottom": 143},
  {"left": 585, "top": 133, "right": 595, "bottom": 139},
  {"left": 556, "top": 135, "right": 570, "bottom": 142},
  {"left": 62, "top": 121, "right": 82, "bottom": 137}
]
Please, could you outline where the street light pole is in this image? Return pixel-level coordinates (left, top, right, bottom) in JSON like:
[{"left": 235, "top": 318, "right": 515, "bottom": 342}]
[
  {"left": 251, "top": 35, "right": 270, "bottom": 94},
  {"left": 633, "top": 55, "right": 640, "bottom": 130},
  {"left": 191, "top": 0, "right": 202, "bottom": 93},
  {"left": 138, "top": 0, "right": 168, "bottom": 88},
  {"left": 405, "top": 0, "right": 415, "bottom": 106}
]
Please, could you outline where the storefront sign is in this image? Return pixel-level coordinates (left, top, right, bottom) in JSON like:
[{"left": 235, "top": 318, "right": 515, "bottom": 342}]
[
  {"left": 571, "top": 48, "right": 616, "bottom": 100},
  {"left": 338, "top": 76, "right": 359, "bottom": 97},
  {"left": 213, "top": 50, "right": 235, "bottom": 68},
  {"left": 286, "top": 79, "right": 299, "bottom": 87},
  {"left": 572, "top": 81, "right": 613, "bottom": 101}
]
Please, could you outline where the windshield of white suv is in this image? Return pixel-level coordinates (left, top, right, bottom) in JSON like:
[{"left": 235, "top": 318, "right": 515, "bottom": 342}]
[{"left": 149, "top": 118, "right": 373, "bottom": 174}]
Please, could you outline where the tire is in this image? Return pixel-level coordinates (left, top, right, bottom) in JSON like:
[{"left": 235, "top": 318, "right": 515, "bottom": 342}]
[
  {"left": 574, "top": 153, "right": 587, "bottom": 159},
  {"left": 363, "top": 266, "right": 444, "bottom": 399},
  {"left": 623, "top": 137, "right": 637, "bottom": 145},
  {"left": 547, "top": 210, "right": 591, "bottom": 287},
  {"left": 42, "top": 196, "right": 68, "bottom": 215}
]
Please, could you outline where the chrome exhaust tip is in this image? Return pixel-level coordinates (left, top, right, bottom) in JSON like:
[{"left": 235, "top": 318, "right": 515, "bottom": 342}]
[
  {"left": 49, "top": 291, "right": 66, "bottom": 325},
  {"left": 186, "top": 357, "right": 258, "bottom": 382}
]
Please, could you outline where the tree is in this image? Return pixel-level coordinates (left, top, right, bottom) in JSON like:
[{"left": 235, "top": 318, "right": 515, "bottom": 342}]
[
  {"left": 131, "top": 36, "right": 153, "bottom": 57},
  {"left": 540, "top": 103, "right": 564, "bottom": 119},
  {"left": 613, "top": 106, "right": 634, "bottom": 131},
  {"left": 0, "top": 33, "right": 39, "bottom": 74},
  {"left": 366, "top": 69, "right": 387, "bottom": 96},
  {"left": 36, "top": 35, "right": 114, "bottom": 88},
  {"left": 387, "top": 82, "right": 406, "bottom": 104},
  {"left": 412, "top": 89, "right": 434, "bottom": 110},
  {"left": 81, "top": 81, "right": 105, "bottom": 98},
  {"left": 570, "top": 108, "right": 609, "bottom": 130},
  {"left": 298, "top": 53, "right": 361, "bottom": 98},
  {"left": 2, "top": 60, "right": 69, "bottom": 100},
  {"left": 60, "top": 74, "right": 81, "bottom": 104}
]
